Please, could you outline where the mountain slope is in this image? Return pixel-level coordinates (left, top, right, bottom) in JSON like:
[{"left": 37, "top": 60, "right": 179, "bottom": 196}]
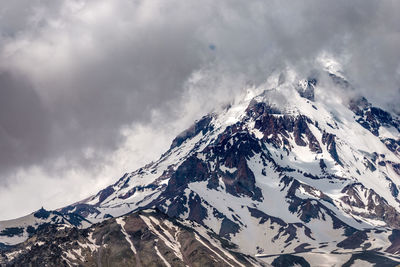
[
  {"left": 1, "top": 66, "right": 400, "bottom": 266},
  {"left": 1, "top": 209, "right": 261, "bottom": 266}
]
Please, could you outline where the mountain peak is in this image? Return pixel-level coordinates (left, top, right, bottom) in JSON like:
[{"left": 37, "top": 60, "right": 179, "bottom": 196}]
[{"left": 2, "top": 69, "right": 400, "bottom": 266}]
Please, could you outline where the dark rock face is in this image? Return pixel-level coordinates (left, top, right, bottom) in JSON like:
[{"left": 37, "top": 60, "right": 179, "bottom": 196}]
[
  {"left": 271, "top": 254, "right": 311, "bottom": 267},
  {"left": 170, "top": 115, "right": 213, "bottom": 149},
  {"left": 248, "top": 207, "right": 285, "bottom": 225},
  {"left": 341, "top": 183, "right": 400, "bottom": 229},
  {"left": 337, "top": 230, "right": 369, "bottom": 249},
  {"left": 319, "top": 159, "right": 327, "bottom": 171},
  {"left": 370, "top": 107, "right": 394, "bottom": 127},
  {"left": 297, "top": 78, "right": 316, "bottom": 101},
  {"left": 60, "top": 212, "right": 91, "bottom": 227},
  {"left": 187, "top": 192, "right": 208, "bottom": 224},
  {"left": 98, "top": 185, "right": 115, "bottom": 203},
  {"left": 349, "top": 96, "right": 400, "bottom": 155},
  {"left": 294, "top": 116, "right": 322, "bottom": 153},
  {"left": 383, "top": 138, "right": 400, "bottom": 155},
  {"left": 246, "top": 102, "right": 322, "bottom": 154},
  {"left": 322, "top": 131, "right": 341, "bottom": 165},
  {"left": 349, "top": 96, "right": 369, "bottom": 116},
  {"left": 386, "top": 229, "right": 400, "bottom": 254},
  {"left": 0, "top": 227, "right": 23, "bottom": 237},
  {"left": 165, "top": 156, "right": 209, "bottom": 193},
  {"left": 340, "top": 183, "right": 365, "bottom": 208},
  {"left": 60, "top": 203, "right": 100, "bottom": 219},
  {"left": 246, "top": 100, "right": 282, "bottom": 117},
  {"left": 392, "top": 163, "right": 400, "bottom": 176},
  {"left": 33, "top": 208, "right": 51, "bottom": 219},
  {"left": 388, "top": 178, "right": 399, "bottom": 198},
  {"left": 206, "top": 128, "right": 264, "bottom": 200},
  {"left": 0, "top": 243, "right": 12, "bottom": 251},
  {"left": 163, "top": 192, "right": 189, "bottom": 218},
  {"left": 277, "top": 176, "right": 357, "bottom": 237},
  {"left": 219, "top": 218, "right": 241, "bottom": 239}
]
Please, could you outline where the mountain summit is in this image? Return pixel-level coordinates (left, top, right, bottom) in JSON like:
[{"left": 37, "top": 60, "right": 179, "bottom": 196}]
[{"left": 1, "top": 65, "right": 400, "bottom": 266}]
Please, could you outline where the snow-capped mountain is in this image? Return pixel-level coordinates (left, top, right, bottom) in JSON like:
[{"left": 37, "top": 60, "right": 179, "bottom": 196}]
[{"left": 1, "top": 64, "right": 400, "bottom": 266}]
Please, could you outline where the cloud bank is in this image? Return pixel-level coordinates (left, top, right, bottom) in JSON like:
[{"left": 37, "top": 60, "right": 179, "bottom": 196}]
[{"left": 0, "top": 0, "right": 399, "bottom": 219}]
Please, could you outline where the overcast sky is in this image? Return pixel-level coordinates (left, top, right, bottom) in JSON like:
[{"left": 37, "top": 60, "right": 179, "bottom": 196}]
[{"left": 0, "top": 0, "right": 399, "bottom": 220}]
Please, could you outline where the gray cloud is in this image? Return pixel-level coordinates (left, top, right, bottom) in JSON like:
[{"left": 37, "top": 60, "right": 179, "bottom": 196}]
[
  {"left": 0, "top": 0, "right": 399, "bottom": 218},
  {"left": 0, "top": 72, "right": 51, "bottom": 173}
]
